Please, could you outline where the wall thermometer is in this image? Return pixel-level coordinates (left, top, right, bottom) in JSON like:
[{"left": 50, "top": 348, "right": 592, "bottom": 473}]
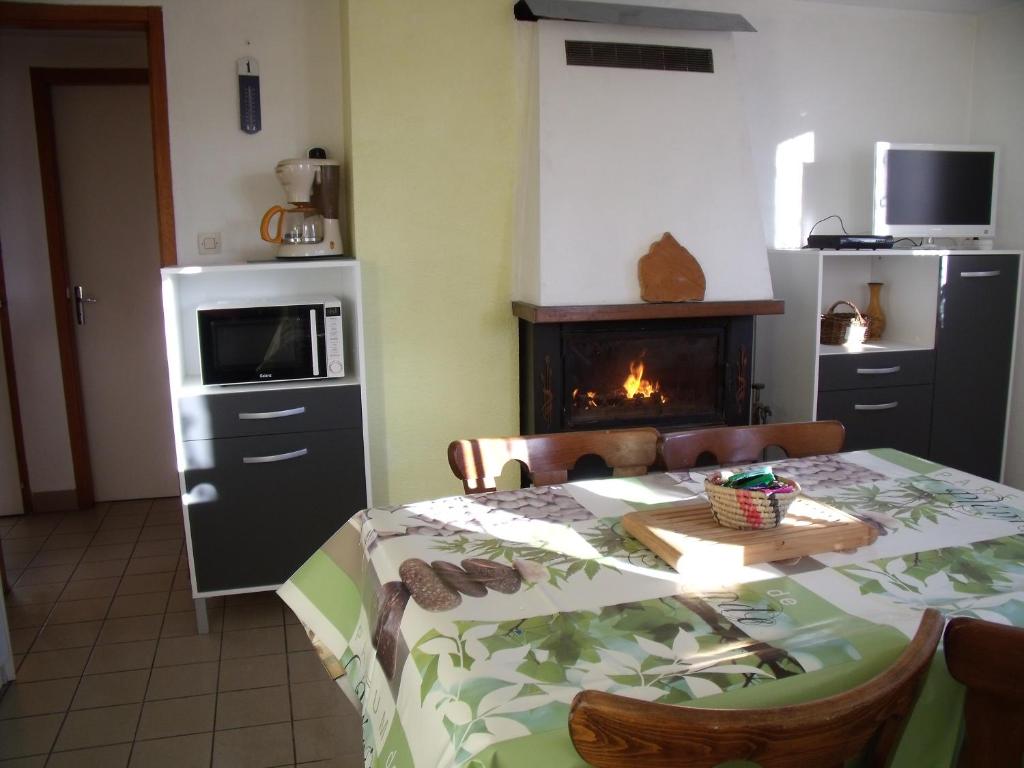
[{"left": 237, "top": 56, "right": 261, "bottom": 134}]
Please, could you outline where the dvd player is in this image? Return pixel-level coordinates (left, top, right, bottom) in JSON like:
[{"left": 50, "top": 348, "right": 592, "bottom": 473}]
[{"left": 805, "top": 235, "right": 895, "bottom": 250}]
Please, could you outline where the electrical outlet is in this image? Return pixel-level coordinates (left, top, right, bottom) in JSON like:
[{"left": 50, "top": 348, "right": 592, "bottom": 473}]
[{"left": 198, "top": 232, "right": 222, "bottom": 255}]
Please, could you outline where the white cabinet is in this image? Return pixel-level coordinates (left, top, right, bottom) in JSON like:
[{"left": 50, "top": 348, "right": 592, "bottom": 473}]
[
  {"left": 161, "top": 259, "right": 372, "bottom": 631},
  {"left": 757, "top": 248, "right": 1021, "bottom": 480}
]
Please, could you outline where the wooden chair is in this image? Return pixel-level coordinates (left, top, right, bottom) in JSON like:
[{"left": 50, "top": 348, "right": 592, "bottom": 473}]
[
  {"left": 447, "top": 428, "right": 659, "bottom": 494},
  {"left": 944, "top": 617, "right": 1024, "bottom": 768},
  {"left": 658, "top": 421, "right": 846, "bottom": 470},
  {"left": 569, "top": 608, "right": 942, "bottom": 768}
]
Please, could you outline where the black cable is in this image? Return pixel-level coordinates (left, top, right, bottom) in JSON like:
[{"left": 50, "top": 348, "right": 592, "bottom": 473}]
[
  {"left": 807, "top": 214, "right": 849, "bottom": 238},
  {"left": 892, "top": 237, "right": 923, "bottom": 247}
]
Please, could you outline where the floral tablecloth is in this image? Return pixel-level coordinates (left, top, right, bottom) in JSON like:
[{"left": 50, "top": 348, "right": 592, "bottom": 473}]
[{"left": 278, "top": 449, "right": 1024, "bottom": 768}]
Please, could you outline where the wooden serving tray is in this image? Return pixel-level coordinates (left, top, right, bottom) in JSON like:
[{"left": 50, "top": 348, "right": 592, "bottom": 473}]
[{"left": 622, "top": 496, "right": 877, "bottom": 570}]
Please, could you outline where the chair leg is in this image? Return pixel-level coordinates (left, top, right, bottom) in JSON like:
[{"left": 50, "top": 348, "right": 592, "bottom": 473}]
[{"left": 958, "top": 695, "right": 1024, "bottom": 768}]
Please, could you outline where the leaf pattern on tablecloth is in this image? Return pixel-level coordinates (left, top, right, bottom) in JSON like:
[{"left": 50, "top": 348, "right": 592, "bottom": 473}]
[
  {"left": 835, "top": 534, "right": 1024, "bottom": 624},
  {"left": 280, "top": 449, "right": 1024, "bottom": 768},
  {"left": 409, "top": 582, "right": 876, "bottom": 764},
  {"left": 813, "top": 476, "right": 1024, "bottom": 535}
]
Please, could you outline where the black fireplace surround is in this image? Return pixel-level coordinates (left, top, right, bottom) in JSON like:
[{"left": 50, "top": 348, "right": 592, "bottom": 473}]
[{"left": 515, "top": 301, "right": 784, "bottom": 436}]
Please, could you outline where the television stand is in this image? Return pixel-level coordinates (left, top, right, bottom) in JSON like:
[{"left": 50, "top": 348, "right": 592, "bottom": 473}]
[{"left": 759, "top": 247, "right": 1021, "bottom": 482}]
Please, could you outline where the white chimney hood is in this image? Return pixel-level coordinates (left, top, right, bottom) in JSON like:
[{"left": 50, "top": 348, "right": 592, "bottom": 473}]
[{"left": 514, "top": 10, "right": 773, "bottom": 306}]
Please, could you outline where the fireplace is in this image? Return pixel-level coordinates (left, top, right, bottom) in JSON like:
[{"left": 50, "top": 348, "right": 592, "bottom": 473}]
[
  {"left": 515, "top": 301, "right": 784, "bottom": 436},
  {"left": 564, "top": 323, "right": 726, "bottom": 428}
]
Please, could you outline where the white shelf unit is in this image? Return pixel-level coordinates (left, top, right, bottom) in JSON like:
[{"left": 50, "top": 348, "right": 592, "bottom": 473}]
[
  {"left": 160, "top": 259, "right": 372, "bottom": 630},
  {"left": 756, "top": 248, "right": 1021, "bottom": 480},
  {"left": 757, "top": 249, "right": 1019, "bottom": 481}
]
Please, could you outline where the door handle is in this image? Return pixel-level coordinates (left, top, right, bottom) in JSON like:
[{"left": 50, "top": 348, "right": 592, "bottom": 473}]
[
  {"left": 854, "top": 402, "right": 899, "bottom": 411},
  {"left": 73, "top": 285, "right": 97, "bottom": 325},
  {"left": 960, "top": 270, "right": 1000, "bottom": 278},
  {"left": 856, "top": 366, "right": 901, "bottom": 375}
]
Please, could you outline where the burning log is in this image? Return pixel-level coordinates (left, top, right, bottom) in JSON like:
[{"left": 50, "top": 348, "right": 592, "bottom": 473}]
[{"left": 573, "top": 353, "right": 670, "bottom": 413}]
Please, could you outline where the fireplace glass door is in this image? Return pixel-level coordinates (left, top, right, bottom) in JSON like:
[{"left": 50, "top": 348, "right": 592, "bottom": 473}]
[{"left": 563, "top": 326, "right": 725, "bottom": 429}]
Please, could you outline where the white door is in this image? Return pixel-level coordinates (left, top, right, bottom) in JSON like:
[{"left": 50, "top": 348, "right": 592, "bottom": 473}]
[{"left": 52, "top": 84, "right": 177, "bottom": 501}]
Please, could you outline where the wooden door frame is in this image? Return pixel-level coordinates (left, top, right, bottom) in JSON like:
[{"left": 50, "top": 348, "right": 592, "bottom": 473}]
[
  {"left": 0, "top": 3, "right": 177, "bottom": 512},
  {"left": 0, "top": 242, "right": 31, "bottom": 518}
]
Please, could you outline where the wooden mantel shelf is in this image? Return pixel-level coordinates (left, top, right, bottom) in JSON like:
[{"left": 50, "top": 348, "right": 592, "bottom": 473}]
[{"left": 512, "top": 299, "right": 784, "bottom": 324}]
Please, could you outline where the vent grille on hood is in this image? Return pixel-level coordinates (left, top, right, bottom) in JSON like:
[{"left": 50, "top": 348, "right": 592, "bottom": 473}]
[{"left": 565, "top": 40, "right": 714, "bottom": 73}]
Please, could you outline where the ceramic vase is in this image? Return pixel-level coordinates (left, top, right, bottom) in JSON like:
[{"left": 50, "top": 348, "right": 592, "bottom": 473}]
[{"left": 866, "top": 282, "right": 886, "bottom": 341}]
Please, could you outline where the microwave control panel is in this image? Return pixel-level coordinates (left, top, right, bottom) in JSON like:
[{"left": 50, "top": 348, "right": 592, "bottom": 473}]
[{"left": 325, "top": 305, "right": 344, "bottom": 377}]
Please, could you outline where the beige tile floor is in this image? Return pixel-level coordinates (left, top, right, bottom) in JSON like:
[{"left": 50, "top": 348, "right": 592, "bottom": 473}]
[{"left": 0, "top": 499, "right": 363, "bottom": 767}]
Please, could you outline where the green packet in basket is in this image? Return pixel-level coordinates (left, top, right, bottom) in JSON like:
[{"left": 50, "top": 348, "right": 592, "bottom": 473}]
[{"left": 720, "top": 467, "right": 795, "bottom": 495}]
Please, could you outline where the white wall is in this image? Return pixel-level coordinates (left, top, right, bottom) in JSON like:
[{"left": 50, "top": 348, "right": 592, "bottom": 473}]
[
  {"left": 154, "top": 0, "right": 344, "bottom": 265},
  {"left": 971, "top": 3, "right": 1024, "bottom": 486},
  {"left": 727, "top": 0, "right": 977, "bottom": 245},
  {"left": 515, "top": 1, "right": 978, "bottom": 303},
  {"left": 0, "top": 31, "right": 148, "bottom": 496}
]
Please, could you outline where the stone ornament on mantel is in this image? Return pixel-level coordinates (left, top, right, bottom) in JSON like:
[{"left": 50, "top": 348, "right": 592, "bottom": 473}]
[{"left": 638, "top": 232, "right": 706, "bottom": 303}]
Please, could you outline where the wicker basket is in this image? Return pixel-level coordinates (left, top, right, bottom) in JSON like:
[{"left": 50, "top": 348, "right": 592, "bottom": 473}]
[
  {"left": 820, "top": 300, "right": 870, "bottom": 345},
  {"left": 704, "top": 473, "right": 801, "bottom": 530}
]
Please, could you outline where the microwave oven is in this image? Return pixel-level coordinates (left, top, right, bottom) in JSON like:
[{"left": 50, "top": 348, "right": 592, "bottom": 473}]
[{"left": 197, "top": 296, "right": 344, "bottom": 385}]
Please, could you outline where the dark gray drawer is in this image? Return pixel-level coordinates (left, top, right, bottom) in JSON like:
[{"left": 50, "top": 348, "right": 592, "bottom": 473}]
[
  {"left": 183, "top": 428, "right": 367, "bottom": 593},
  {"left": 816, "top": 384, "right": 932, "bottom": 458},
  {"left": 180, "top": 384, "right": 361, "bottom": 441},
  {"left": 818, "top": 351, "right": 934, "bottom": 392}
]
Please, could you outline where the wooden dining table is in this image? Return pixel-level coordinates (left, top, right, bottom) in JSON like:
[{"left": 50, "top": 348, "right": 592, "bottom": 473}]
[{"left": 278, "top": 448, "right": 1024, "bottom": 768}]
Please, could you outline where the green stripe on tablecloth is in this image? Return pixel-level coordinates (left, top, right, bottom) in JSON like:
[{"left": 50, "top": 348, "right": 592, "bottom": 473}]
[
  {"left": 457, "top": 578, "right": 913, "bottom": 767},
  {"left": 375, "top": 714, "right": 415, "bottom": 768},
  {"left": 288, "top": 550, "right": 361, "bottom": 639},
  {"left": 868, "top": 448, "right": 944, "bottom": 475},
  {"left": 463, "top": 727, "right": 586, "bottom": 768},
  {"left": 461, "top": 651, "right": 954, "bottom": 768},
  {"left": 889, "top": 655, "right": 964, "bottom": 768}
]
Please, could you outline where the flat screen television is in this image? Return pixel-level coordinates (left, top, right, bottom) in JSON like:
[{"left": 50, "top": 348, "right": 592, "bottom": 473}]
[{"left": 872, "top": 142, "right": 998, "bottom": 239}]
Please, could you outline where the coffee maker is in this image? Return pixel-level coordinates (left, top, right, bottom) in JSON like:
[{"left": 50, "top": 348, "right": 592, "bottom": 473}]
[{"left": 260, "top": 148, "right": 344, "bottom": 258}]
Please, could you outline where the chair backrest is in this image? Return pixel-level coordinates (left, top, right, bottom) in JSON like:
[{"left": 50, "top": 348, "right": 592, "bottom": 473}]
[
  {"left": 658, "top": 421, "right": 846, "bottom": 470},
  {"left": 569, "top": 608, "right": 942, "bottom": 768},
  {"left": 944, "top": 617, "right": 1024, "bottom": 768},
  {"left": 448, "top": 428, "right": 660, "bottom": 494}
]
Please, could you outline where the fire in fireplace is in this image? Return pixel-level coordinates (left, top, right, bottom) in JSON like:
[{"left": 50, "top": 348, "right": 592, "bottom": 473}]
[
  {"left": 571, "top": 357, "right": 667, "bottom": 414},
  {"left": 564, "top": 328, "right": 721, "bottom": 428}
]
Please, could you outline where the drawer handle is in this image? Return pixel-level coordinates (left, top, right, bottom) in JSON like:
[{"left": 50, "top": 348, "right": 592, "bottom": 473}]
[
  {"left": 242, "top": 448, "right": 308, "bottom": 464},
  {"left": 238, "top": 406, "right": 306, "bottom": 420},
  {"left": 961, "top": 270, "right": 1001, "bottom": 278},
  {"left": 856, "top": 366, "right": 901, "bottom": 375},
  {"left": 854, "top": 402, "right": 899, "bottom": 411}
]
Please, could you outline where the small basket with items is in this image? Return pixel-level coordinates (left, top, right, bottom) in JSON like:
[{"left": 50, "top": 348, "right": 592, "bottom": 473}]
[
  {"left": 705, "top": 467, "right": 801, "bottom": 530},
  {"left": 820, "top": 299, "right": 870, "bottom": 345}
]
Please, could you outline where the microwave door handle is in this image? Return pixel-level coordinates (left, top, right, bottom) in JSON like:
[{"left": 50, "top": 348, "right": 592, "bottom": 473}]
[{"left": 309, "top": 309, "right": 320, "bottom": 376}]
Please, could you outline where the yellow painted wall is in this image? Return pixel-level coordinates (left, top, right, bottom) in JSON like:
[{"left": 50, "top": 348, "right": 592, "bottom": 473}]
[{"left": 342, "top": 0, "right": 521, "bottom": 504}]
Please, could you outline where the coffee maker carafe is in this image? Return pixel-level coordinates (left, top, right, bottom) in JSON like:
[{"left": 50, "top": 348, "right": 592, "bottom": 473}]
[{"left": 260, "top": 149, "right": 344, "bottom": 258}]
